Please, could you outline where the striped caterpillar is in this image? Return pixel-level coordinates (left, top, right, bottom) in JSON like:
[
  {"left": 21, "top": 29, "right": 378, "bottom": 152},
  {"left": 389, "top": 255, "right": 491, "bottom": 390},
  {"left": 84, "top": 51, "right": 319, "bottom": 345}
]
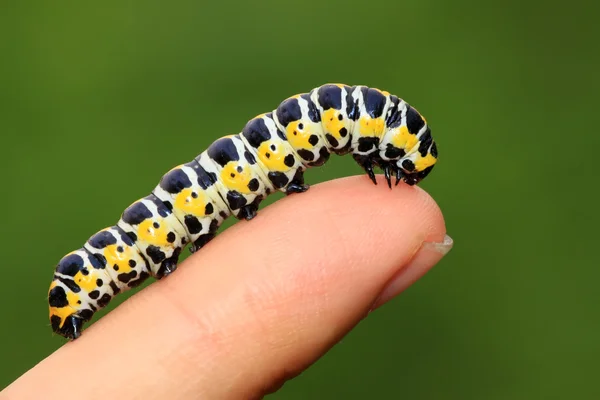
[{"left": 48, "top": 84, "right": 438, "bottom": 339}]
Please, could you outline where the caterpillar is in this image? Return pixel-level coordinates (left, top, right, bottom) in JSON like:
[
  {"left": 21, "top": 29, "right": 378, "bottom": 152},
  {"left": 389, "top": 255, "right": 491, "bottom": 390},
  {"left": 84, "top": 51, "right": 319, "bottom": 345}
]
[{"left": 47, "top": 84, "right": 438, "bottom": 340}]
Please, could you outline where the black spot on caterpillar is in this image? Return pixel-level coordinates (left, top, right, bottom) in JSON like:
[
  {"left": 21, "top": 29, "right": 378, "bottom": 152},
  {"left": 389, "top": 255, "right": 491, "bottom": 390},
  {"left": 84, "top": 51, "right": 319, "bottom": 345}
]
[{"left": 48, "top": 84, "right": 438, "bottom": 340}]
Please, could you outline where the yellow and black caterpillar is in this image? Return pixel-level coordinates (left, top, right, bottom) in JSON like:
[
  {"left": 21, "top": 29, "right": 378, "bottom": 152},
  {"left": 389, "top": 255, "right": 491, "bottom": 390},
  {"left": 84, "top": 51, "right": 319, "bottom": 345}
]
[{"left": 48, "top": 84, "right": 438, "bottom": 339}]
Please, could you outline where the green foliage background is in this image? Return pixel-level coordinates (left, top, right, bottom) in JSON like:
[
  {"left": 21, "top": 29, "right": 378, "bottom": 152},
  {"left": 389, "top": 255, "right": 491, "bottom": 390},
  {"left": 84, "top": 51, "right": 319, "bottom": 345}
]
[{"left": 1, "top": 0, "right": 598, "bottom": 398}]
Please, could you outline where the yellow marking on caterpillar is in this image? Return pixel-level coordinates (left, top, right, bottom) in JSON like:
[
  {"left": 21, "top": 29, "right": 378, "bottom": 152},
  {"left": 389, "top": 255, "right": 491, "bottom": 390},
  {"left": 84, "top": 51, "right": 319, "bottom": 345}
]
[
  {"left": 74, "top": 270, "right": 98, "bottom": 293},
  {"left": 257, "top": 141, "right": 290, "bottom": 172},
  {"left": 415, "top": 153, "right": 437, "bottom": 171},
  {"left": 67, "top": 291, "right": 80, "bottom": 307},
  {"left": 390, "top": 126, "right": 419, "bottom": 150},
  {"left": 138, "top": 219, "right": 172, "bottom": 247},
  {"left": 174, "top": 188, "right": 208, "bottom": 216},
  {"left": 221, "top": 162, "right": 253, "bottom": 194},
  {"left": 358, "top": 115, "right": 385, "bottom": 137},
  {"left": 322, "top": 109, "right": 345, "bottom": 140},
  {"left": 49, "top": 290, "right": 80, "bottom": 329},
  {"left": 49, "top": 306, "right": 73, "bottom": 329},
  {"left": 286, "top": 121, "right": 316, "bottom": 149},
  {"left": 103, "top": 244, "right": 135, "bottom": 273}
]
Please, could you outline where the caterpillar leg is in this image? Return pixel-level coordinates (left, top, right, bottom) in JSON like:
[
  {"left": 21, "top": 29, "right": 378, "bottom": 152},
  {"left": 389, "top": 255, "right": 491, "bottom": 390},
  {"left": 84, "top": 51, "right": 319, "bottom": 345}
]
[
  {"left": 381, "top": 162, "right": 411, "bottom": 188},
  {"left": 395, "top": 166, "right": 404, "bottom": 186},
  {"left": 155, "top": 248, "right": 183, "bottom": 279},
  {"left": 352, "top": 154, "right": 377, "bottom": 186},
  {"left": 237, "top": 196, "right": 263, "bottom": 221},
  {"left": 157, "top": 255, "right": 179, "bottom": 278},
  {"left": 286, "top": 183, "right": 309, "bottom": 195},
  {"left": 285, "top": 169, "right": 309, "bottom": 195},
  {"left": 382, "top": 163, "right": 393, "bottom": 189},
  {"left": 239, "top": 204, "right": 258, "bottom": 221}
]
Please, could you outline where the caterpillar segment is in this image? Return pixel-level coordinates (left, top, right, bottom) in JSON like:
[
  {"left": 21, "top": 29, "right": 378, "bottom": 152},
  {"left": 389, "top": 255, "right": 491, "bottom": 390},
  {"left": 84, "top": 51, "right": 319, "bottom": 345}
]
[
  {"left": 152, "top": 160, "right": 229, "bottom": 253},
  {"left": 240, "top": 113, "right": 308, "bottom": 195},
  {"left": 84, "top": 226, "right": 151, "bottom": 290},
  {"left": 273, "top": 93, "right": 331, "bottom": 167},
  {"left": 48, "top": 84, "right": 438, "bottom": 339},
  {"left": 48, "top": 250, "right": 115, "bottom": 339},
  {"left": 116, "top": 195, "right": 189, "bottom": 278}
]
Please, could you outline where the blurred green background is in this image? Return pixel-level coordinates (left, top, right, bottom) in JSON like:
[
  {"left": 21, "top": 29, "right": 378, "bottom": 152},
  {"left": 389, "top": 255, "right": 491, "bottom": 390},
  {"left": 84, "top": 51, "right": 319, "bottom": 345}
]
[{"left": 1, "top": 0, "right": 598, "bottom": 398}]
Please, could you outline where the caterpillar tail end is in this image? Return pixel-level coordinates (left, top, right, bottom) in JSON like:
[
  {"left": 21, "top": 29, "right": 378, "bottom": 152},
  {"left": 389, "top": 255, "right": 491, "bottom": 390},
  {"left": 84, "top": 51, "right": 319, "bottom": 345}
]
[{"left": 402, "top": 164, "right": 435, "bottom": 186}]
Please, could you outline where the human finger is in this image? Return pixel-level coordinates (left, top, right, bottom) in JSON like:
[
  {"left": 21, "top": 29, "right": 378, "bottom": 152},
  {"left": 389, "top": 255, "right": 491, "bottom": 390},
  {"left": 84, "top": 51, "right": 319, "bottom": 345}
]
[{"left": 2, "top": 175, "right": 451, "bottom": 399}]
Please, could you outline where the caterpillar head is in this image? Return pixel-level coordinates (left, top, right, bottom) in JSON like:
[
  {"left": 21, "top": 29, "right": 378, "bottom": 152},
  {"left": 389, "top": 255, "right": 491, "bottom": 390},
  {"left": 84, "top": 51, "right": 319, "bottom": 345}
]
[
  {"left": 48, "top": 250, "right": 110, "bottom": 339},
  {"left": 48, "top": 280, "right": 89, "bottom": 339}
]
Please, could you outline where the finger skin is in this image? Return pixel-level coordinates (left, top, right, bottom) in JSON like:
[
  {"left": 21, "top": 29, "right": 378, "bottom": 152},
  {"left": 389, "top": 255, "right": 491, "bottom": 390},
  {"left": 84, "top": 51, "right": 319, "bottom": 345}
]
[{"left": 1, "top": 175, "right": 446, "bottom": 399}]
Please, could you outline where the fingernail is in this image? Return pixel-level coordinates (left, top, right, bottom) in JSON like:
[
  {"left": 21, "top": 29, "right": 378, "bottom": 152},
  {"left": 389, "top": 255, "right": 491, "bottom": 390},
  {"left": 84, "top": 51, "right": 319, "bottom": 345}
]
[{"left": 371, "top": 234, "right": 453, "bottom": 311}]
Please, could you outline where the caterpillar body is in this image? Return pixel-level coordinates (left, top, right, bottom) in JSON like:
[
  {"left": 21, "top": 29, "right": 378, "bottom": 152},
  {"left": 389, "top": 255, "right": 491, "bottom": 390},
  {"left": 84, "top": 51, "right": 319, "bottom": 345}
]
[{"left": 48, "top": 84, "right": 438, "bottom": 339}]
